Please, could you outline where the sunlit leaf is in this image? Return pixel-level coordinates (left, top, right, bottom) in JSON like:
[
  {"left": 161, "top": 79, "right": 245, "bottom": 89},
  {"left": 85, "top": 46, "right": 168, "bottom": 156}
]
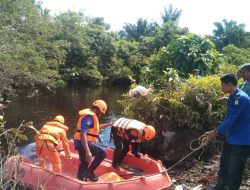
[{"left": 15, "top": 133, "right": 28, "bottom": 141}]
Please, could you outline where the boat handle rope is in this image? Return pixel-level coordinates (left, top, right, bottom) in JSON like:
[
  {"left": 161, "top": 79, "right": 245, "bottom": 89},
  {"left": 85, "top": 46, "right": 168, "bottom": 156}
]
[{"left": 167, "top": 133, "right": 210, "bottom": 171}]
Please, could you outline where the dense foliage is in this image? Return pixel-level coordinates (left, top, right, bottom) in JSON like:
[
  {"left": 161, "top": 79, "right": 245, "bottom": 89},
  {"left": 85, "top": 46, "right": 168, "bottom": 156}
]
[
  {"left": 119, "top": 76, "right": 226, "bottom": 161},
  {"left": 211, "top": 19, "right": 250, "bottom": 51},
  {"left": 0, "top": 104, "right": 29, "bottom": 189},
  {"left": 0, "top": 0, "right": 67, "bottom": 96},
  {"left": 222, "top": 44, "right": 250, "bottom": 66},
  {"left": 1, "top": 0, "right": 250, "bottom": 169},
  {"left": 1, "top": 0, "right": 249, "bottom": 96},
  {"left": 121, "top": 76, "right": 225, "bottom": 131},
  {"left": 141, "top": 34, "right": 222, "bottom": 90},
  {"left": 166, "top": 34, "right": 222, "bottom": 76}
]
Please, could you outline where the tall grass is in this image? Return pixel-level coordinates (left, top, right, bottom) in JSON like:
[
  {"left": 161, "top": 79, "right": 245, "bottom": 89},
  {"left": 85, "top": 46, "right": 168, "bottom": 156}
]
[{"left": 0, "top": 111, "right": 28, "bottom": 189}]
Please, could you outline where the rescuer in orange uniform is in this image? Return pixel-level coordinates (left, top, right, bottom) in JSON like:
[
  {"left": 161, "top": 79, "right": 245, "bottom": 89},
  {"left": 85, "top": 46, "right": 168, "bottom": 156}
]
[
  {"left": 74, "top": 100, "right": 111, "bottom": 182},
  {"left": 35, "top": 115, "right": 72, "bottom": 173}
]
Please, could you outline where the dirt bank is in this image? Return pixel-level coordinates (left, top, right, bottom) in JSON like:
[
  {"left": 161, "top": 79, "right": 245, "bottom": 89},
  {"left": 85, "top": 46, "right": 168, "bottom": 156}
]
[{"left": 168, "top": 154, "right": 250, "bottom": 190}]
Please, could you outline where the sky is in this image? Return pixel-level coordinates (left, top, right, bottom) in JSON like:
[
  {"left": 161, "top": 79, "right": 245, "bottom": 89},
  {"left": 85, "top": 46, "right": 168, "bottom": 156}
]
[{"left": 40, "top": 0, "right": 250, "bottom": 35}]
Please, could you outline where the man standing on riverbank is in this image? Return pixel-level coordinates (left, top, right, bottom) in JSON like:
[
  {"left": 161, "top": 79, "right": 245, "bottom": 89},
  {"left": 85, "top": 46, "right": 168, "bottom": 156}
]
[
  {"left": 192, "top": 69, "right": 201, "bottom": 79},
  {"left": 73, "top": 100, "right": 110, "bottom": 182},
  {"left": 238, "top": 63, "right": 250, "bottom": 96},
  {"left": 207, "top": 74, "right": 250, "bottom": 190},
  {"left": 111, "top": 117, "right": 156, "bottom": 169}
]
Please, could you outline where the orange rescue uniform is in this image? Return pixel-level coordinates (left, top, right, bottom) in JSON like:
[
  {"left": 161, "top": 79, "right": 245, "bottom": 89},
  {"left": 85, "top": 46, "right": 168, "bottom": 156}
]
[{"left": 35, "top": 121, "right": 71, "bottom": 173}]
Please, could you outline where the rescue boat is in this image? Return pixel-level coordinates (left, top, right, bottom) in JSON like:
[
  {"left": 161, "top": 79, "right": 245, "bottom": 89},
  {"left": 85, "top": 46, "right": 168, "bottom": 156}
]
[{"left": 4, "top": 140, "right": 172, "bottom": 190}]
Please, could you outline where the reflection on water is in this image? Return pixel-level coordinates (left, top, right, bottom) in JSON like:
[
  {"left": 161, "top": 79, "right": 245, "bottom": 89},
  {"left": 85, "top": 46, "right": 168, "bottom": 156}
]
[{"left": 5, "top": 85, "right": 128, "bottom": 144}]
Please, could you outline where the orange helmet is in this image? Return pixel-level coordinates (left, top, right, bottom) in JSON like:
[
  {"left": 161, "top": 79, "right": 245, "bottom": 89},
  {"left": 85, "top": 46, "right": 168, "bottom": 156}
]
[
  {"left": 54, "top": 115, "right": 65, "bottom": 124},
  {"left": 143, "top": 125, "right": 156, "bottom": 141},
  {"left": 93, "top": 100, "right": 107, "bottom": 114}
]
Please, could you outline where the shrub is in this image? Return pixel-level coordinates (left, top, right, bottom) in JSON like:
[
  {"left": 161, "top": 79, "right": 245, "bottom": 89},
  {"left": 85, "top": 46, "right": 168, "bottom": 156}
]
[
  {"left": 121, "top": 75, "right": 225, "bottom": 130},
  {"left": 0, "top": 102, "right": 28, "bottom": 189},
  {"left": 119, "top": 75, "right": 226, "bottom": 161},
  {"left": 222, "top": 44, "right": 250, "bottom": 66},
  {"left": 166, "top": 34, "right": 222, "bottom": 76}
]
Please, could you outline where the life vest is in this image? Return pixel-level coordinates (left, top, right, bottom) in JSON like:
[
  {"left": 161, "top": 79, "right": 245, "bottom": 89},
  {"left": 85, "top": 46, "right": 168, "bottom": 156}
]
[
  {"left": 35, "top": 121, "right": 68, "bottom": 145},
  {"left": 73, "top": 109, "right": 100, "bottom": 143},
  {"left": 112, "top": 118, "right": 145, "bottom": 142}
]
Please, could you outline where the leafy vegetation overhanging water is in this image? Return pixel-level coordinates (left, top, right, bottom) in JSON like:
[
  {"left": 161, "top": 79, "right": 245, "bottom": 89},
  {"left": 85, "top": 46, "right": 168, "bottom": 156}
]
[{"left": 1, "top": 0, "right": 250, "bottom": 189}]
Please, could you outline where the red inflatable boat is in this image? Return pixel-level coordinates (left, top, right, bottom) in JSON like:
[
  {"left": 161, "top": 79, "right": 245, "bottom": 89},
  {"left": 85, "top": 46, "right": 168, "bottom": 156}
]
[{"left": 4, "top": 141, "right": 172, "bottom": 190}]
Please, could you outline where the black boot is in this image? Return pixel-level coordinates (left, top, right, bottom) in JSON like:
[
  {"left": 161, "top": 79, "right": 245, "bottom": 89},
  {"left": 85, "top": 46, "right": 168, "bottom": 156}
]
[
  {"left": 77, "top": 169, "right": 87, "bottom": 181},
  {"left": 112, "top": 163, "right": 120, "bottom": 170},
  {"left": 85, "top": 169, "right": 98, "bottom": 182}
]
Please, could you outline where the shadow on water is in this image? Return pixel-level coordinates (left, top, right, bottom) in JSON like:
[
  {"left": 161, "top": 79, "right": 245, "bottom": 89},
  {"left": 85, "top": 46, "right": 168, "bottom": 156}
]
[{"left": 5, "top": 84, "right": 129, "bottom": 146}]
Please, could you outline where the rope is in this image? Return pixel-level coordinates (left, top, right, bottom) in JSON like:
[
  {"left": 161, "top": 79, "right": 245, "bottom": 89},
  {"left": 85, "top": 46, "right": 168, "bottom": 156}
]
[
  {"left": 167, "top": 133, "right": 210, "bottom": 171},
  {"left": 189, "top": 134, "right": 210, "bottom": 151}
]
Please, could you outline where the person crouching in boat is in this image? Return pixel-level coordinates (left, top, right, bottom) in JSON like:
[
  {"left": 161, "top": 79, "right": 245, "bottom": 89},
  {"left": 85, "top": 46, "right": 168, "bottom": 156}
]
[
  {"left": 34, "top": 115, "right": 72, "bottom": 173},
  {"left": 111, "top": 117, "right": 156, "bottom": 169},
  {"left": 74, "top": 100, "right": 111, "bottom": 182}
]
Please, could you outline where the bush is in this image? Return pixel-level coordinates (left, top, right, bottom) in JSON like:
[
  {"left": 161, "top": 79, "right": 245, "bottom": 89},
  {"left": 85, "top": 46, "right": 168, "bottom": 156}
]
[
  {"left": 166, "top": 34, "right": 222, "bottom": 76},
  {"left": 119, "top": 75, "right": 226, "bottom": 162},
  {"left": 121, "top": 75, "right": 225, "bottom": 131},
  {"left": 222, "top": 44, "right": 250, "bottom": 66},
  {"left": 217, "top": 63, "right": 239, "bottom": 75},
  {"left": 0, "top": 101, "right": 28, "bottom": 189}
]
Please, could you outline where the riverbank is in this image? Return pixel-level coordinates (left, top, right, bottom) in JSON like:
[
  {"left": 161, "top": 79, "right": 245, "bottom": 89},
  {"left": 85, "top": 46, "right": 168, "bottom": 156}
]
[{"left": 168, "top": 154, "right": 250, "bottom": 190}]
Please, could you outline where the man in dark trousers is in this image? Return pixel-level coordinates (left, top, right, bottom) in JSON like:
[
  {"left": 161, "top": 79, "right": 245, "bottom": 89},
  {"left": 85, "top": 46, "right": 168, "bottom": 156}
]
[
  {"left": 73, "top": 100, "right": 111, "bottom": 182},
  {"left": 207, "top": 74, "right": 250, "bottom": 190},
  {"left": 111, "top": 117, "right": 156, "bottom": 169}
]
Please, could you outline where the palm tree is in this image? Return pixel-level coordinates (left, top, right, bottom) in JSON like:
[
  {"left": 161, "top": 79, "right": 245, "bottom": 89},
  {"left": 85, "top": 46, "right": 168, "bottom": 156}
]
[
  {"left": 119, "top": 18, "right": 158, "bottom": 41},
  {"left": 161, "top": 4, "right": 182, "bottom": 24},
  {"left": 213, "top": 19, "right": 246, "bottom": 49}
]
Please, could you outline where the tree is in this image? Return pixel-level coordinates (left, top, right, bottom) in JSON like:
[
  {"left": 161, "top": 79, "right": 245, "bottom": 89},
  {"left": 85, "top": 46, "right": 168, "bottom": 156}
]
[
  {"left": 222, "top": 44, "right": 250, "bottom": 66},
  {"left": 161, "top": 4, "right": 182, "bottom": 24},
  {"left": 0, "top": 0, "right": 67, "bottom": 92},
  {"left": 112, "top": 39, "right": 145, "bottom": 81},
  {"left": 136, "top": 21, "right": 188, "bottom": 56},
  {"left": 241, "top": 32, "right": 250, "bottom": 48},
  {"left": 145, "top": 34, "right": 221, "bottom": 82},
  {"left": 86, "top": 16, "right": 110, "bottom": 30},
  {"left": 150, "top": 21, "right": 188, "bottom": 51},
  {"left": 84, "top": 24, "right": 116, "bottom": 78},
  {"left": 55, "top": 12, "right": 118, "bottom": 84},
  {"left": 119, "top": 18, "right": 158, "bottom": 41},
  {"left": 212, "top": 19, "right": 246, "bottom": 50},
  {"left": 166, "top": 34, "right": 222, "bottom": 76}
]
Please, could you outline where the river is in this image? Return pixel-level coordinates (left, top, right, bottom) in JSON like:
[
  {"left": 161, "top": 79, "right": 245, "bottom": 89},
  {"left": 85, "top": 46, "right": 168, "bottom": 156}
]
[{"left": 4, "top": 84, "right": 129, "bottom": 147}]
